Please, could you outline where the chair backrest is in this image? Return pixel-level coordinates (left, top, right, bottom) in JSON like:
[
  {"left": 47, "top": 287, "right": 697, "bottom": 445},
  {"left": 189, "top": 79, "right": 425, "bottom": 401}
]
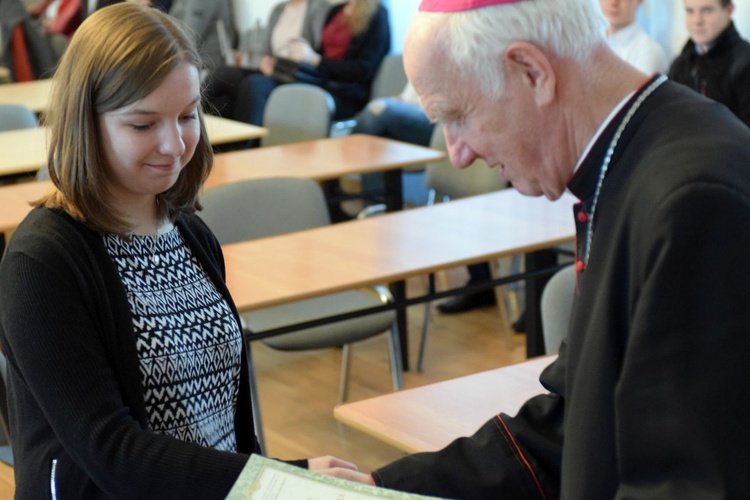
[
  {"left": 0, "top": 104, "right": 37, "bottom": 132},
  {"left": 541, "top": 265, "right": 576, "bottom": 354},
  {"left": 425, "top": 124, "right": 507, "bottom": 201},
  {"left": 0, "top": 350, "right": 10, "bottom": 445},
  {"left": 261, "top": 83, "right": 335, "bottom": 147},
  {"left": 199, "top": 177, "right": 331, "bottom": 244},
  {"left": 370, "top": 54, "right": 407, "bottom": 100}
]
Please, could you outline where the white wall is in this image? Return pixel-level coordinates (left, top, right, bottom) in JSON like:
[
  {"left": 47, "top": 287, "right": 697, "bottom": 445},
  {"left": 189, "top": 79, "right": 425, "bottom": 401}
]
[
  {"left": 231, "top": 0, "right": 419, "bottom": 52},
  {"left": 233, "top": 0, "right": 750, "bottom": 58}
]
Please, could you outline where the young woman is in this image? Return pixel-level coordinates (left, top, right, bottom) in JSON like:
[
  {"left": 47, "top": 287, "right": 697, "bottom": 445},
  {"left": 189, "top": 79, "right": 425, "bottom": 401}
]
[{"left": 0, "top": 4, "right": 357, "bottom": 498}]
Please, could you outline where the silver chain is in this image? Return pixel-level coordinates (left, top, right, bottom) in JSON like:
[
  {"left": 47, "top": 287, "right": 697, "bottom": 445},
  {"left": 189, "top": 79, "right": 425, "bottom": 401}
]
[{"left": 583, "top": 75, "right": 668, "bottom": 265}]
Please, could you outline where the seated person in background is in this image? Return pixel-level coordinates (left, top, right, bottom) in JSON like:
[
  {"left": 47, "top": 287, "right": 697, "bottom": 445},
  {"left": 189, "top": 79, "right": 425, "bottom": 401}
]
[
  {"left": 231, "top": 0, "right": 391, "bottom": 128},
  {"left": 168, "top": 0, "right": 236, "bottom": 74},
  {"left": 352, "top": 82, "right": 434, "bottom": 205},
  {"left": 352, "top": 82, "right": 434, "bottom": 146},
  {"left": 0, "top": 4, "right": 360, "bottom": 497},
  {"left": 669, "top": 0, "right": 750, "bottom": 126},
  {"left": 600, "top": 0, "right": 668, "bottom": 74},
  {"left": 26, "top": 0, "right": 82, "bottom": 60},
  {"left": 204, "top": 0, "right": 330, "bottom": 119}
]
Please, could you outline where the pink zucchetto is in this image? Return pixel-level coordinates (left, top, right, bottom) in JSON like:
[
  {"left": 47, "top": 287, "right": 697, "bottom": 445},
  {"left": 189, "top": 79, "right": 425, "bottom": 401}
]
[{"left": 419, "top": 0, "right": 526, "bottom": 12}]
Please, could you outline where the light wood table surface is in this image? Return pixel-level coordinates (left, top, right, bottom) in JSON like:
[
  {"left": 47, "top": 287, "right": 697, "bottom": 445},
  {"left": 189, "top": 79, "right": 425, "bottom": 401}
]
[
  {"left": 222, "top": 190, "right": 575, "bottom": 311},
  {"left": 334, "top": 355, "right": 556, "bottom": 453},
  {"left": 0, "top": 79, "right": 51, "bottom": 113},
  {"left": 0, "top": 135, "right": 442, "bottom": 238},
  {"left": 205, "top": 134, "right": 442, "bottom": 190},
  {"left": 0, "top": 115, "right": 266, "bottom": 178},
  {"left": 220, "top": 189, "right": 574, "bottom": 366}
]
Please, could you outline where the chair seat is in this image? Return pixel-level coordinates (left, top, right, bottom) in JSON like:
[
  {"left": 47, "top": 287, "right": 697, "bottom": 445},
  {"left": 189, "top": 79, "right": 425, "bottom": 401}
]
[{"left": 244, "top": 290, "right": 395, "bottom": 351}]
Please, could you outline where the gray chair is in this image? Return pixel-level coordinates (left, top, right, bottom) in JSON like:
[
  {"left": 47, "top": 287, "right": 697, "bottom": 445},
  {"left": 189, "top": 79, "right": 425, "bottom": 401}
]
[
  {"left": 0, "top": 104, "right": 37, "bottom": 132},
  {"left": 370, "top": 53, "right": 407, "bottom": 101},
  {"left": 261, "top": 83, "right": 335, "bottom": 147},
  {"left": 330, "top": 53, "right": 408, "bottom": 137},
  {"left": 540, "top": 265, "right": 576, "bottom": 355},
  {"left": 418, "top": 124, "right": 511, "bottom": 371},
  {"left": 0, "top": 104, "right": 43, "bottom": 181},
  {"left": 0, "top": 351, "right": 13, "bottom": 466},
  {"left": 199, "top": 178, "right": 404, "bottom": 448}
]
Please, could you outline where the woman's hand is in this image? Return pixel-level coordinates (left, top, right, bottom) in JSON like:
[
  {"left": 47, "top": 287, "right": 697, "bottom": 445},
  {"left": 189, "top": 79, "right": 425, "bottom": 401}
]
[
  {"left": 308, "top": 456, "right": 374, "bottom": 484},
  {"left": 288, "top": 39, "right": 322, "bottom": 67},
  {"left": 259, "top": 56, "right": 275, "bottom": 77}
]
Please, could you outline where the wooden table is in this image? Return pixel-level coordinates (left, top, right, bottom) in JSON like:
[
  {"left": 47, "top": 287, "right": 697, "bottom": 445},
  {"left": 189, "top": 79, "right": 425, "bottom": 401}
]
[
  {"left": 0, "top": 135, "right": 441, "bottom": 239},
  {"left": 334, "top": 355, "right": 556, "bottom": 453},
  {"left": 221, "top": 190, "right": 575, "bottom": 363},
  {"left": 207, "top": 134, "right": 443, "bottom": 212},
  {"left": 0, "top": 79, "right": 51, "bottom": 113},
  {"left": 0, "top": 115, "right": 266, "bottom": 179},
  {"left": 0, "top": 181, "right": 572, "bottom": 365},
  {"left": 223, "top": 191, "right": 574, "bottom": 309}
]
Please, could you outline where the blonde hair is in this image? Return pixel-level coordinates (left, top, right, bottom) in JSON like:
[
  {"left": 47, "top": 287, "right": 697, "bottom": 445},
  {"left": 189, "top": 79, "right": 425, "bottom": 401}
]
[
  {"left": 38, "top": 2, "right": 212, "bottom": 236},
  {"left": 344, "top": 0, "right": 381, "bottom": 36}
]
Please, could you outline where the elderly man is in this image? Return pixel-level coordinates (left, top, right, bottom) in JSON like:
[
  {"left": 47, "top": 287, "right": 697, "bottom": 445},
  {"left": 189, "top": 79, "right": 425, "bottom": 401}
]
[
  {"left": 600, "top": 0, "right": 667, "bottom": 73},
  {"left": 343, "top": 0, "right": 750, "bottom": 498},
  {"left": 669, "top": 0, "right": 750, "bottom": 126}
]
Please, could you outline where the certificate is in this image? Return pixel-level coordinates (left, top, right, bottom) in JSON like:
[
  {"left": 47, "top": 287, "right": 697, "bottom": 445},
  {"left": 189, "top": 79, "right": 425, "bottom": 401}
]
[{"left": 226, "top": 454, "right": 446, "bottom": 500}]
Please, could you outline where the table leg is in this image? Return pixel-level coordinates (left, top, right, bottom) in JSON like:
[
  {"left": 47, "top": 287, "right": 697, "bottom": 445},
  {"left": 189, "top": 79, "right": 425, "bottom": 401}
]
[
  {"left": 384, "top": 169, "right": 409, "bottom": 370},
  {"left": 382, "top": 169, "right": 404, "bottom": 213},
  {"left": 390, "top": 280, "right": 409, "bottom": 371},
  {"left": 524, "top": 249, "right": 558, "bottom": 357}
]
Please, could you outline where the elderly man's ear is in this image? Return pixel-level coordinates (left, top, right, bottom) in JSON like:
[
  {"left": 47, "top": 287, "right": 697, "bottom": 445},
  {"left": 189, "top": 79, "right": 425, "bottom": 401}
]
[{"left": 503, "top": 41, "right": 556, "bottom": 107}]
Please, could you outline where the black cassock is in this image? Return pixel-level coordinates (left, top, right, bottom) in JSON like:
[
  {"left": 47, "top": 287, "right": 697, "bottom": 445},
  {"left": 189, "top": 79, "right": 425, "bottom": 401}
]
[{"left": 374, "top": 78, "right": 750, "bottom": 499}]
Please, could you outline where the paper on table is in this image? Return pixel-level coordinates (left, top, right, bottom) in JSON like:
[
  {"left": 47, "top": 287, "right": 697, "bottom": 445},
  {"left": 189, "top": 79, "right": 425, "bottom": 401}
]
[{"left": 226, "top": 454, "right": 447, "bottom": 500}]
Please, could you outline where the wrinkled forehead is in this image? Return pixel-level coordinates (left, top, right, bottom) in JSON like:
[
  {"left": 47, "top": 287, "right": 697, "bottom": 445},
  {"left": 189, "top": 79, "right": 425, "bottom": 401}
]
[{"left": 404, "top": 15, "right": 453, "bottom": 92}]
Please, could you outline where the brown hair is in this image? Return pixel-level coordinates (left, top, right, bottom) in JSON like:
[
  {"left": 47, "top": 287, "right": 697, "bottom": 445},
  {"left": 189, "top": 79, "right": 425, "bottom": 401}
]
[
  {"left": 38, "top": 2, "right": 212, "bottom": 236},
  {"left": 344, "top": 0, "right": 381, "bottom": 36}
]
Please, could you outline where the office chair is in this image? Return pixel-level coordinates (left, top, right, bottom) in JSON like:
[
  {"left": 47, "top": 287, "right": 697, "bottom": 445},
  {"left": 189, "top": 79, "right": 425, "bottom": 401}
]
[
  {"left": 199, "top": 177, "right": 404, "bottom": 449},
  {"left": 261, "top": 83, "right": 335, "bottom": 147},
  {"left": 330, "top": 53, "right": 408, "bottom": 138},
  {"left": 0, "top": 351, "right": 13, "bottom": 466},
  {"left": 541, "top": 264, "right": 576, "bottom": 355},
  {"left": 0, "top": 104, "right": 37, "bottom": 132}
]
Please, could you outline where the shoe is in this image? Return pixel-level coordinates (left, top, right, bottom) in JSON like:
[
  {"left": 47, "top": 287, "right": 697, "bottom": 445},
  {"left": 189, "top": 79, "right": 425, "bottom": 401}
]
[
  {"left": 511, "top": 310, "right": 526, "bottom": 333},
  {"left": 437, "top": 290, "right": 496, "bottom": 314}
]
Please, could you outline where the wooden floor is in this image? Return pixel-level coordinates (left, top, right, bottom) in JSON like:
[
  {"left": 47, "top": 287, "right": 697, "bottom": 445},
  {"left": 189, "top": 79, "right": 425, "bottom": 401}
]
[{"left": 0, "top": 267, "right": 527, "bottom": 497}]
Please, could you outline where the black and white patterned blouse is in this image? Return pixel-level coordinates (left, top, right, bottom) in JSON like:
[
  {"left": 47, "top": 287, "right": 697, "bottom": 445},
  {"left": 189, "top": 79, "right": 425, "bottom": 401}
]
[{"left": 103, "top": 226, "right": 243, "bottom": 452}]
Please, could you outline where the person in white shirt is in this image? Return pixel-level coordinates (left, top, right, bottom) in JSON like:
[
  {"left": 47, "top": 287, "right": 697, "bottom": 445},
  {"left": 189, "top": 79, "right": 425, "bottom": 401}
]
[{"left": 600, "top": 0, "right": 668, "bottom": 73}]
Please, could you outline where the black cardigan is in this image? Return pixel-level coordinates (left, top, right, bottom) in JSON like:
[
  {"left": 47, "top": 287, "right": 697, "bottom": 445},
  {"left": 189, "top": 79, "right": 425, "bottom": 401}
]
[{"left": 0, "top": 208, "right": 291, "bottom": 499}]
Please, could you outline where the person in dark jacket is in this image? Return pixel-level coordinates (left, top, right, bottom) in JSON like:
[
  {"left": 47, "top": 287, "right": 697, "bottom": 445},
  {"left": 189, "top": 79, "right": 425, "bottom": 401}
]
[
  {"left": 339, "top": 0, "right": 750, "bottom": 497},
  {"left": 669, "top": 0, "right": 750, "bottom": 126},
  {"left": 0, "top": 4, "right": 360, "bottom": 498},
  {"left": 203, "top": 0, "right": 330, "bottom": 121}
]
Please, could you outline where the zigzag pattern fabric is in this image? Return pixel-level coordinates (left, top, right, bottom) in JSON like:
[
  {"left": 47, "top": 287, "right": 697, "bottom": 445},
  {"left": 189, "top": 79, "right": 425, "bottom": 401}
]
[{"left": 103, "top": 227, "right": 243, "bottom": 452}]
